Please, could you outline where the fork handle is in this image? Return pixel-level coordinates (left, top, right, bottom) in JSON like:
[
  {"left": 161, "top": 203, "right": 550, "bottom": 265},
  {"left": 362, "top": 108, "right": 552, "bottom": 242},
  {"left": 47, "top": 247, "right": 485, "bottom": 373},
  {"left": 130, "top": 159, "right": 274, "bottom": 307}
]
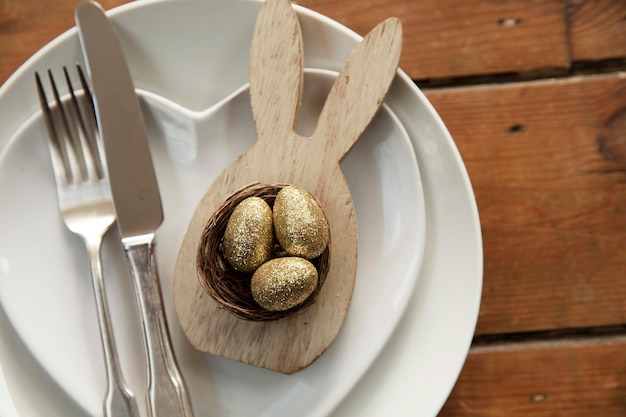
[
  {"left": 87, "top": 238, "right": 140, "bottom": 417},
  {"left": 123, "top": 234, "right": 194, "bottom": 417}
]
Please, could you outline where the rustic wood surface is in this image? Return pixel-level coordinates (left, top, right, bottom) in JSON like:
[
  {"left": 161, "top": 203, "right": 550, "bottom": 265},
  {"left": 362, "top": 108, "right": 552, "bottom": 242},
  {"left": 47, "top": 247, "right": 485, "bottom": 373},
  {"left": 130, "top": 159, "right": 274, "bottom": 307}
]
[
  {"left": 426, "top": 73, "right": 626, "bottom": 336},
  {"left": 569, "top": 0, "right": 626, "bottom": 62},
  {"left": 299, "top": 0, "right": 572, "bottom": 80},
  {"left": 440, "top": 336, "right": 626, "bottom": 416},
  {"left": 2, "top": 0, "right": 625, "bottom": 414}
]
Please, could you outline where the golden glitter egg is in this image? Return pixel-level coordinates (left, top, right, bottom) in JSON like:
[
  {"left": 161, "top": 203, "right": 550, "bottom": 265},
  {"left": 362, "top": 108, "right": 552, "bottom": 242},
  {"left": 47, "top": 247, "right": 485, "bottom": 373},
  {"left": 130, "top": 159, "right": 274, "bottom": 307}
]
[
  {"left": 251, "top": 257, "right": 318, "bottom": 311},
  {"left": 223, "top": 196, "right": 274, "bottom": 273},
  {"left": 273, "top": 186, "right": 329, "bottom": 259}
]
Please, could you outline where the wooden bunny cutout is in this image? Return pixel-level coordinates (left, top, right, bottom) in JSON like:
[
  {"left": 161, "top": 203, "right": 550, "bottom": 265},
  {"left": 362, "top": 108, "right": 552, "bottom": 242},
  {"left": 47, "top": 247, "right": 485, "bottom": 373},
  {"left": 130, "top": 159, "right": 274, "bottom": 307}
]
[{"left": 174, "top": 0, "right": 402, "bottom": 374}]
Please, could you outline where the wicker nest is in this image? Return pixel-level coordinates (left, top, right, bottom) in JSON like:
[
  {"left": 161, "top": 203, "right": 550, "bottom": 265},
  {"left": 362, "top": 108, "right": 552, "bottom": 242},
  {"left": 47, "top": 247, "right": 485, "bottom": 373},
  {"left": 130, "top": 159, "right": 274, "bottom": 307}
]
[{"left": 196, "top": 182, "right": 330, "bottom": 321}]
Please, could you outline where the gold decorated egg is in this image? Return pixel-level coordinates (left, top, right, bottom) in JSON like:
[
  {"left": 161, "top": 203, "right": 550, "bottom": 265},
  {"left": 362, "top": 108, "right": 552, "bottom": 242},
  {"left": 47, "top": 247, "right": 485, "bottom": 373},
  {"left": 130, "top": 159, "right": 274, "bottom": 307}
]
[
  {"left": 251, "top": 257, "right": 318, "bottom": 311},
  {"left": 223, "top": 197, "right": 274, "bottom": 273},
  {"left": 273, "top": 186, "right": 329, "bottom": 259}
]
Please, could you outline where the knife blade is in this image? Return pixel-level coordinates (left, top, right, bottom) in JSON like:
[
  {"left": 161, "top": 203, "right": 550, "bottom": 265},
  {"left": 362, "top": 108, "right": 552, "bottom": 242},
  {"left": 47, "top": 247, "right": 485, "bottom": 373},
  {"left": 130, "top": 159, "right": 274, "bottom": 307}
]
[
  {"left": 76, "top": 1, "right": 161, "bottom": 237},
  {"left": 75, "top": 2, "right": 194, "bottom": 417}
]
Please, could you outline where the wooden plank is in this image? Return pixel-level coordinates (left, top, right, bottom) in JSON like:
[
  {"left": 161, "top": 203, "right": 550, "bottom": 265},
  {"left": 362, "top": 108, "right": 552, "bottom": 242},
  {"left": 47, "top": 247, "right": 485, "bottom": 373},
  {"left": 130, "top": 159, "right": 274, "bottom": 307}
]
[
  {"left": 16, "top": 0, "right": 626, "bottom": 84},
  {"left": 440, "top": 337, "right": 626, "bottom": 416},
  {"left": 568, "top": 0, "right": 626, "bottom": 62},
  {"left": 425, "top": 73, "right": 626, "bottom": 335},
  {"left": 6, "top": 1, "right": 626, "bottom": 86},
  {"left": 0, "top": 0, "right": 129, "bottom": 85},
  {"left": 298, "top": 0, "right": 570, "bottom": 80}
]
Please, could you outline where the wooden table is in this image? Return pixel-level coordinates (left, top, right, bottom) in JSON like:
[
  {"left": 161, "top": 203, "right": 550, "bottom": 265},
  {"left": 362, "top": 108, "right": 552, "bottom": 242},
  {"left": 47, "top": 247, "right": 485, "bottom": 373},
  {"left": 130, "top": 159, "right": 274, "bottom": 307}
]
[{"left": 2, "top": 0, "right": 625, "bottom": 415}]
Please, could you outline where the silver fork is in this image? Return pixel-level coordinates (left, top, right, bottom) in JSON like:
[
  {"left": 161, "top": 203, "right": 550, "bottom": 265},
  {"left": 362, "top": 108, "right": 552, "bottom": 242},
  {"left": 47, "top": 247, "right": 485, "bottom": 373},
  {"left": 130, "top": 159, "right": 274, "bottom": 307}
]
[{"left": 36, "top": 65, "right": 140, "bottom": 417}]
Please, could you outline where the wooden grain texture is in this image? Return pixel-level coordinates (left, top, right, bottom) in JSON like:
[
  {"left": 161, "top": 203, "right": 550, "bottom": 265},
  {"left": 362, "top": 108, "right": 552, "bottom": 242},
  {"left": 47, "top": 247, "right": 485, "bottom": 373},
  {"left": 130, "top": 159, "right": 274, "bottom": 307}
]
[
  {"left": 439, "top": 337, "right": 626, "bottom": 416},
  {"left": 0, "top": 0, "right": 128, "bottom": 85},
  {"left": 568, "top": 0, "right": 626, "bottom": 62},
  {"left": 173, "top": 0, "right": 401, "bottom": 374},
  {"left": 4, "top": 0, "right": 626, "bottom": 85},
  {"left": 298, "top": 0, "right": 570, "bottom": 80},
  {"left": 426, "top": 73, "right": 626, "bottom": 336}
]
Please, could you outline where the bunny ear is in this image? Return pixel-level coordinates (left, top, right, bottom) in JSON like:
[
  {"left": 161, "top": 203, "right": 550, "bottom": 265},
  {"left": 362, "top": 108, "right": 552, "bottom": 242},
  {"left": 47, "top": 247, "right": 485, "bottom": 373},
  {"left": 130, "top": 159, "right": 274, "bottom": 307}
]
[
  {"left": 249, "top": 0, "right": 303, "bottom": 143},
  {"left": 313, "top": 18, "right": 402, "bottom": 159}
]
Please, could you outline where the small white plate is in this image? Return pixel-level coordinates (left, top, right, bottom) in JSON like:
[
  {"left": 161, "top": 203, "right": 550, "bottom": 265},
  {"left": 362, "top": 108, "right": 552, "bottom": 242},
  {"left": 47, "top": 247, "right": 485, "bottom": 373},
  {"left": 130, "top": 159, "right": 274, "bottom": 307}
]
[
  {"left": 0, "top": 73, "right": 424, "bottom": 417},
  {"left": 0, "top": 0, "right": 482, "bottom": 416},
  {"left": 0, "top": 3, "right": 425, "bottom": 417}
]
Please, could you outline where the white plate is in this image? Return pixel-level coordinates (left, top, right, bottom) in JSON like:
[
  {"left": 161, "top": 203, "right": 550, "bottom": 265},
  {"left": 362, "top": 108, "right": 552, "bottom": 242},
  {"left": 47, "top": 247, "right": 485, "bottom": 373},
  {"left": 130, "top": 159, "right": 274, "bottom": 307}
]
[
  {"left": 0, "top": 1, "right": 425, "bottom": 417},
  {"left": 0, "top": 0, "right": 482, "bottom": 416}
]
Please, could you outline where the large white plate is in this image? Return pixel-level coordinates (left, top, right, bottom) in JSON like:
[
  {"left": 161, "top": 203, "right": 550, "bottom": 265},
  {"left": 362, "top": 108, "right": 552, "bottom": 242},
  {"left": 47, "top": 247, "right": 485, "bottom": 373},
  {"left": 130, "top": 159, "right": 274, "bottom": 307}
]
[{"left": 0, "top": 0, "right": 482, "bottom": 416}]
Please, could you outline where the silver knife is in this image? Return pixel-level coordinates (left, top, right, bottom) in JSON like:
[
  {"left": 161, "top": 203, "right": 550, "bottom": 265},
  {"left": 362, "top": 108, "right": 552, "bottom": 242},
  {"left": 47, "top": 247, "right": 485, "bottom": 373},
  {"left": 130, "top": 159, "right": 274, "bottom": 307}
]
[{"left": 75, "top": 2, "right": 194, "bottom": 417}]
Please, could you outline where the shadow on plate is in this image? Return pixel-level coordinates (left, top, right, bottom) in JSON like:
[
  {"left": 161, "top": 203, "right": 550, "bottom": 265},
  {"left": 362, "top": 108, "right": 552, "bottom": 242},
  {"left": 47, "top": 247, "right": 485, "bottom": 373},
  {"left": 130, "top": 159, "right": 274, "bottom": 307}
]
[{"left": 0, "top": 302, "right": 88, "bottom": 417}]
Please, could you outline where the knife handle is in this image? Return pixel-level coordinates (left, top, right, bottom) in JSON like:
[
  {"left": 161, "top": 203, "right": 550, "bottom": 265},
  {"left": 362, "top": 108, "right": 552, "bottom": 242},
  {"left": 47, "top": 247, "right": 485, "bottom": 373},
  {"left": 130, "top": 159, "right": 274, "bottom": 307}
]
[{"left": 123, "top": 234, "right": 194, "bottom": 417}]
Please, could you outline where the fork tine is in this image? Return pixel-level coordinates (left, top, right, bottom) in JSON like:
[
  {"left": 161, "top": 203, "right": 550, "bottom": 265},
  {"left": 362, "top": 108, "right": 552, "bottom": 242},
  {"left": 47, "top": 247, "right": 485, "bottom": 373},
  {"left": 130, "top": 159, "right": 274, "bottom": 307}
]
[
  {"left": 63, "top": 66, "right": 101, "bottom": 182},
  {"left": 50, "top": 68, "right": 89, "bottom": 183},
  {"left": 47, "top": 69, "right": 85, "bottom": 185},
  {"left": 75, "top": 64, "right": 105, "bottom": 180},
  {"left": 35, "top": 71, "right": 73, "bottom": 185},
  {"left": 38, "top": 67, "right": 105, "bottom": 185}
]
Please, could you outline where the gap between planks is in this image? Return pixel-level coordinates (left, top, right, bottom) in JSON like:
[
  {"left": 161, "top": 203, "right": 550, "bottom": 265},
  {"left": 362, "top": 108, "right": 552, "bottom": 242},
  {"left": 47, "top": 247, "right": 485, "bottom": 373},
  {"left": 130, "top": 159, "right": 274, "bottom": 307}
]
[
  {"left": 470, "top": 325, "right": 626, "bottom": 353},
  {"left": 417, "top": 58, "right": 626, "bottom": 90}
]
